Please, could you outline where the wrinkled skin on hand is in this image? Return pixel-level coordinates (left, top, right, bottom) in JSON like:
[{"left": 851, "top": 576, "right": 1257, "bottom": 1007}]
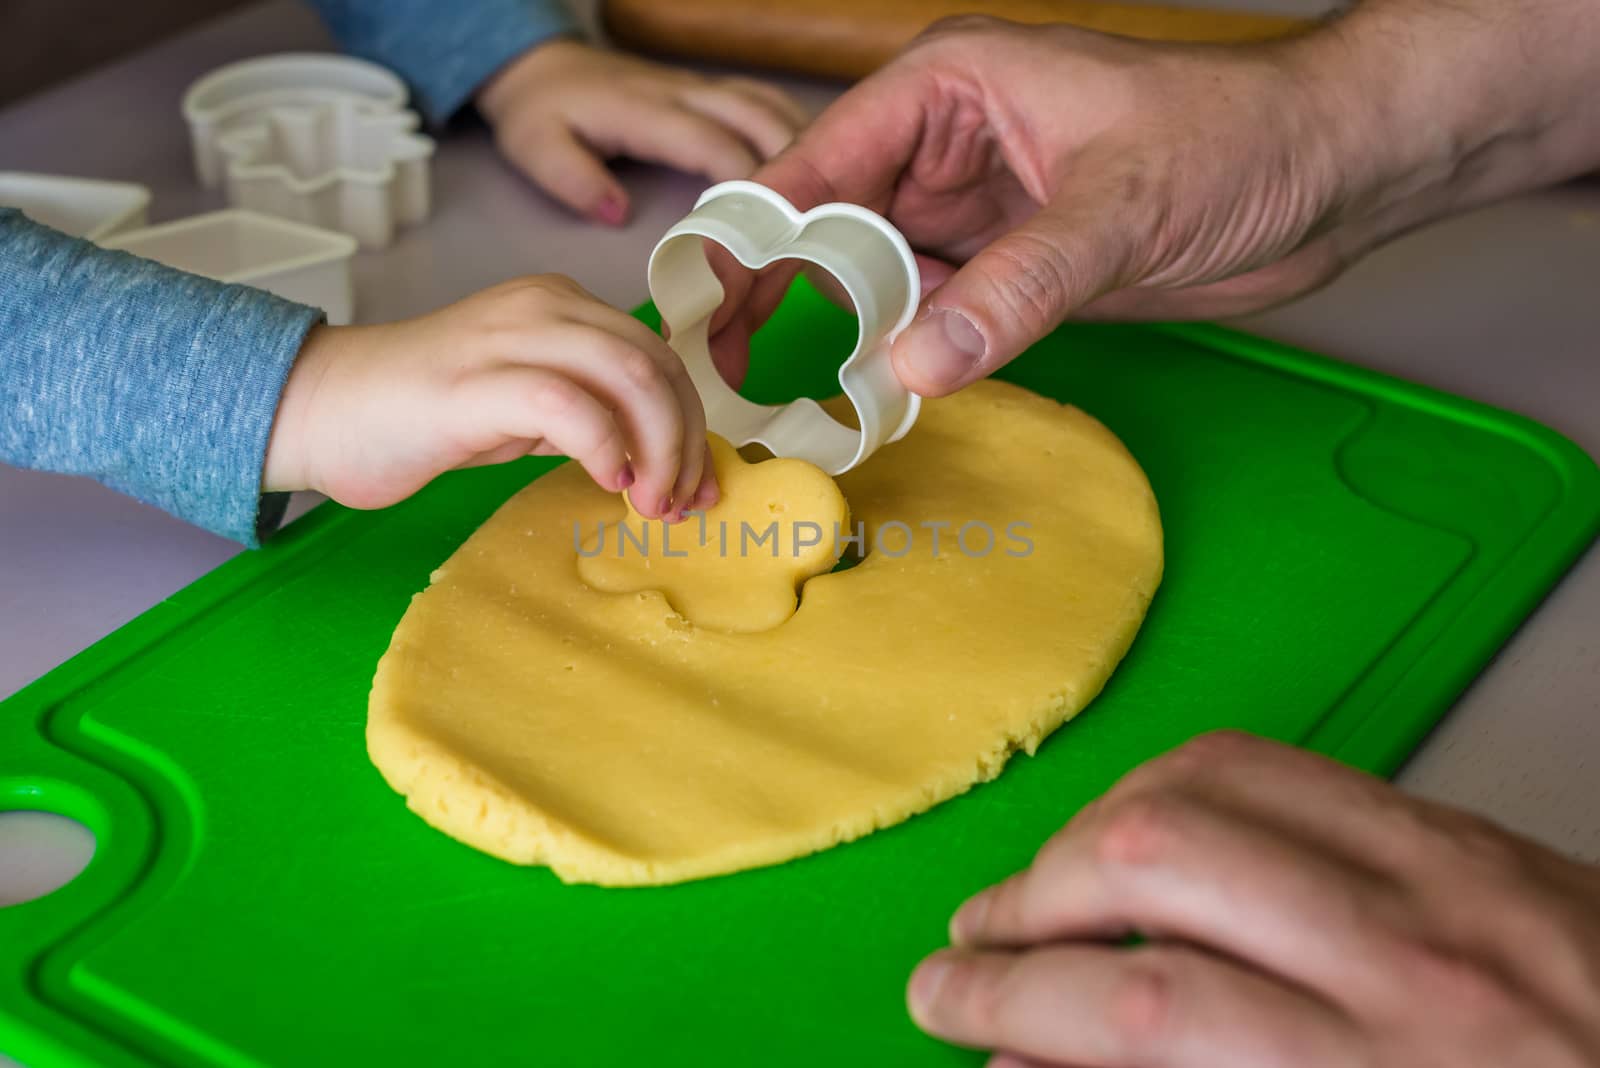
[
  {"left": 909, "top": 731, "right": 1600, "bottom": 1068},
  {"left": 713, "top": 6, "right": 1600, "bottom": 399},
  {"left": 712, "top": 17, "right": 1354, "bottom": 396}
]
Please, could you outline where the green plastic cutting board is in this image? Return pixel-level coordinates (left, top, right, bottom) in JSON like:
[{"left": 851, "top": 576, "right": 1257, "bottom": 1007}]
[{"left": 4, "top": 281, "right": 1598, "bottom": 1068}]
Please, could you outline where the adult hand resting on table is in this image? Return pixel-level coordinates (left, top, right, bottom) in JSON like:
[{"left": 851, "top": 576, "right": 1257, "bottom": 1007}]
[
  {"left": 714, "top": 0, "right": 1600, "bottom": 396},
  {"left": 911, "top": 732, "right": 1600, "bottom": 1067}
]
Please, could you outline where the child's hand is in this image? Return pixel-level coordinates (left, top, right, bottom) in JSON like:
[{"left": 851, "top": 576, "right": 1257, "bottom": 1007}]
[
  {"left": 476, "top": 38, "right": 809, "bottom": 225},
  {"left": 263, "top": 276, "right": 716, "bottom": 520}
]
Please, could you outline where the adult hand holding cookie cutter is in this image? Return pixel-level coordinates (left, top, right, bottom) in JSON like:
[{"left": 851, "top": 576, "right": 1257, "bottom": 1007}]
[{"left": 648, "top": 181, "right": 921, "bottom": 476}]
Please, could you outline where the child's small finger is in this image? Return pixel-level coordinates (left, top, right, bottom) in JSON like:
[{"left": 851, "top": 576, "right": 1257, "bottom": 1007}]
[
  {"left": 549, "top": 276, "right": 713, "bottom": 522},
  {"left": 718, "top": 77, "right": 813, "bottom": 130},
  {"left": 669, "top": 428, "right": 708, "bottom": 522},
  {"left": 500, "top": 118, "right": 629, "bottom": 224},
  {"left": 521, "top": 325, "right": 687, "bottom": 517},
  {"left": 493, "top": 368, "right": 632, "bottom": 493},
  {"left": 607, "top": 99, "right": 761, "bottom": 182},
  {"left": 691, "top": 466, "right": 721, "bottom": 512},
  {"left": 560, "top": 301, "right": 708, "bottom": 421},
  {"left": 624, "top": 321, "right": 705, "bottom": 521},
  {"left": 677, "top": 83, "right": 800, "bottom": 160},
  {"left": 556, "top": 307, "right": 708, "bottom": 478}
]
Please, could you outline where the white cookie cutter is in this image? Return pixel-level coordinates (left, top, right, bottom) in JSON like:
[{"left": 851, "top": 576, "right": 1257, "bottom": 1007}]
[
  {"left": 101, "top": 210, "right": 358, "bottom": 325},
  {"left": 182, "top": 54, "right": 431, "bottom": 248},
  {"left": 215, "top": 96, "right": 434, "bottom": 249},
  {"left": 648, "top": 180, "right": 921, "bottom": 476},
  {"left": 0, "top": 172, "right": 150, "bottom": 241},
  {"left": 182, "top": 53, "right": 408, "bottom": 187}
]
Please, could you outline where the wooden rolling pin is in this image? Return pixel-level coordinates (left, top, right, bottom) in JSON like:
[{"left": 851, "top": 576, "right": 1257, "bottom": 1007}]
[{"left": 602, "top": 0, "right": 1314, "bottom": 81}]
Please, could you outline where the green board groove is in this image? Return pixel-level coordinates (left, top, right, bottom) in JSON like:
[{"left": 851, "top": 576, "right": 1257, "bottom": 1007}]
[{"left": 3, "top": 280, "right": 1598, "bottom": 1067}]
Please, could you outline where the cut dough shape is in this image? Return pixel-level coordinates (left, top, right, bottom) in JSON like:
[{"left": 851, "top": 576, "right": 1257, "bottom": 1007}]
[
  {"left": 368, "top": 380, "right": 1164, "bottom": 886},
  {"left": 577, "top": 435, "right": 850, "bottom": 633}
]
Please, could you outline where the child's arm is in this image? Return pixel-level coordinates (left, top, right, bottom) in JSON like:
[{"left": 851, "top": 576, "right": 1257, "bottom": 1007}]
[
  {"left": 1, "top": 210, "right": 712, "bottom": 545},
  {"left": 305, "top": 0, "right": 809, "bottom": 224},
  {"left": 306, "top": 0, "right": 578, "bottom": 127},
  {"left": 1, "top": 208, "right": 318, "bottom": 544}
]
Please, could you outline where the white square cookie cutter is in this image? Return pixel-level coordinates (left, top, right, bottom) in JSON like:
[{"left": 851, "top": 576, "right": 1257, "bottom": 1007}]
[
  {"left": 648, "top": 180, "right": 921, "bottom": 475},
  {"left": 100, "top": 210, "right": 358, "bottom": 325},
  {"left": 182, "top": 54, "right": 432, "bottom": 249},
  {"left": 0, "top": 172, "right": 150, "bottom": 241}
]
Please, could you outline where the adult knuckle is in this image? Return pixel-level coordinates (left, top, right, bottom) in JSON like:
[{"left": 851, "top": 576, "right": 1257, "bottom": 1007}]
[
  {"left": 1393, "top": 939, "right": 1513, "bottom": 1017},
  {"left": 1180, "top": 728, "right": 1258, "bottom": 762},
  {"left": 1493, "top": 894, "right": 1580, "bottom": 975},
  {"left": 1442, "top": 812, "right": 1522, "bottom": 875},
  {"left": 1108, "top": 955, "right": 1181, "bottom": 1057},
  {"left": 1449, "top": 869, "right": 1595, "bottom": 992},
  {"left": 990, "top": 232, "right": 1078, "bottom": 328},
  {"left": 1093, "top": 793, "right": 1186, "bottom": 869}
]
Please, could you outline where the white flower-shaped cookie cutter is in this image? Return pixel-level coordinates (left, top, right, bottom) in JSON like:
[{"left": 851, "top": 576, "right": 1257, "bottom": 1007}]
[{"left": 648, "top": 180, "right": 921, "bottom": 476}]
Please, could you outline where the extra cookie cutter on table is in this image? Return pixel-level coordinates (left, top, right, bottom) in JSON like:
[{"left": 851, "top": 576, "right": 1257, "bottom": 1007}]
[
  {"left": 182, "top": 54, "right": 433, "bottom": 249},
  {"left": 648, "top": 180, "right": 921, "bottom": 476}
]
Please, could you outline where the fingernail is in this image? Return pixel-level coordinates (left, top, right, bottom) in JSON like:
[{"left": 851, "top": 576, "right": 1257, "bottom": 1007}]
[
  {"left": 949, "top": 889, "right": 991, "bottom": 946},
  {"left": 616, "top": 463, "right": 635, "bottom": 491},
  {"left": 902, "top": 308, "right": 985, "bottom": 390},
  {"left": 907, "top": 956, "right": 951, "bottom": 1024},
  {"left": 593, "top": 193, "right": 627, "bottom": 227}
]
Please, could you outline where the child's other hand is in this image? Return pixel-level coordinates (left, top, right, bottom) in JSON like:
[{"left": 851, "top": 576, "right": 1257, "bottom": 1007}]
[
  {"left": 264, "top": 276, "right": 716, "bottom": 520},
  {"left": 476, "top": 38, "right": 809, "bottom": 225}
]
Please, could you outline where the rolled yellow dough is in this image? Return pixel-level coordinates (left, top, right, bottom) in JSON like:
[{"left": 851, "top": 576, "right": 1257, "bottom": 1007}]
[{"left": 368, "top": 380, "right": 1163, "bottom": 886}]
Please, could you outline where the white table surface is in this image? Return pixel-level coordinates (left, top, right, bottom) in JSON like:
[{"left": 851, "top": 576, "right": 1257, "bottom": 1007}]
[{"left": 1, "top": 2, "right": 1597, "bottom": 1060}]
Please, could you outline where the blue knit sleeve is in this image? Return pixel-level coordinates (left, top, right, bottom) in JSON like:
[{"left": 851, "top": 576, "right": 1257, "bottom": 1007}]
[
  {"left": 0, "top": 209, "right": 322, "bottom": 546},
  {"left": 305, "top": 0, "right": 579, "bottom": 124}
]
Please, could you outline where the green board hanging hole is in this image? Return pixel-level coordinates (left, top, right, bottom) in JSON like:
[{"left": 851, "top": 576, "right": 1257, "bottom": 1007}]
[{"left": 0, "top": 811, "right": 96, "bottom": 907}]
